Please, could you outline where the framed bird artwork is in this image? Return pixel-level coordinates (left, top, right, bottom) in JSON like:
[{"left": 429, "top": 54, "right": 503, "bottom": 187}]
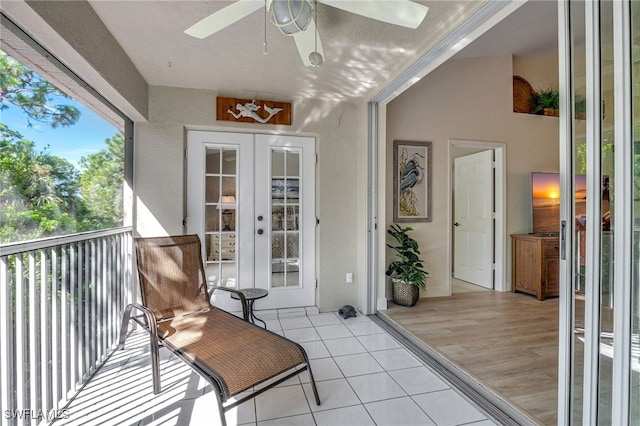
[{"left": 393, "top": 140, "right": 432, "bottom": 223}]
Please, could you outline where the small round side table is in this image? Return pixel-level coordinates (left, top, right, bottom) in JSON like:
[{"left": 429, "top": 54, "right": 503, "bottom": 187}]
[{"left": 230, "top": 288, "right": 269, "bottom": 329}]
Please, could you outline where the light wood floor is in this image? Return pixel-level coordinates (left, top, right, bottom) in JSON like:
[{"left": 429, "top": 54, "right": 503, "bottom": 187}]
[{"left": 380, "top": 290, "right": 558, "bottom": 425}]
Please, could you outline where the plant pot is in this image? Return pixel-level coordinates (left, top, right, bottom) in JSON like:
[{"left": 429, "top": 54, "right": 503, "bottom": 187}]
[
  {"left": 543, "top": 107, "right": 559, "bottom": 117},
  {"left": 392, "top": 279, "right": 420, "bottom": 307}
]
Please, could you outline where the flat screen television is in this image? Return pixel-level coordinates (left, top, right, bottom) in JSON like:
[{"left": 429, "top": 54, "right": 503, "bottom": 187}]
[{"left": 531, "top": 172, "right": 610, "bottom": 234}]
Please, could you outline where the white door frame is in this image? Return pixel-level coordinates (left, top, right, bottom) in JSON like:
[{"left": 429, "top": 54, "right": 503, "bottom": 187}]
[{"left": 448, "top": 139, "right": 506, "bottom": 293}]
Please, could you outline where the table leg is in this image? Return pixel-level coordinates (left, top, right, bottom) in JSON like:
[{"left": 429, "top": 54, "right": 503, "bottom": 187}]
[{"left": 248, "top": 300, "right": 267, "bottom": 329}]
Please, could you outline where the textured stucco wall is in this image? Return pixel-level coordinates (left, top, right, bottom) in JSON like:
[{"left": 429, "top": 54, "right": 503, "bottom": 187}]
[{"left": 136, "top": 86, "right": 366, "bottom": 312}]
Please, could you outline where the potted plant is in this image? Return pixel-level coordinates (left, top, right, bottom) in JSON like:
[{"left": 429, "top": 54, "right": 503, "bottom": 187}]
[
  {"left": 385, "top": 224, "right": 428, "bottom": 307},
  {"left": 531, "top": 87, "right": 560, "bottom": 116}
]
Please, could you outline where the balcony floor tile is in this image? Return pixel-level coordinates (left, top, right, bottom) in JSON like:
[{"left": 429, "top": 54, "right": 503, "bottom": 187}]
[{"left": 58, "top": 309, "right": 496, "bottom": 426}]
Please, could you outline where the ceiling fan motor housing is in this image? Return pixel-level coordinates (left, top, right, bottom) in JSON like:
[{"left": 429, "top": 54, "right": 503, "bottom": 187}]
[{"left": 269, "top": 0, "right": 314, "bottom": 35}]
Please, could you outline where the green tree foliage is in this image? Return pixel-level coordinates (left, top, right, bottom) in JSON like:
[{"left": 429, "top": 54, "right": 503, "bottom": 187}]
[
  {"left": 78, "top": 132, "right": 124, "bottom": 230},
  {"left": 0, "top": 51, "right": 80, "bottom": 128},
  {"left": 0, "top": 51, "right": 123, "bottom": 243},
  {"left": 0, "top": 124, "right": 79, "bottom": 242}
]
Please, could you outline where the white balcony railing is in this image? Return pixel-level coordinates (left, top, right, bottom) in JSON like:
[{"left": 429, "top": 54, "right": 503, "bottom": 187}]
[{"left": 0, "top": 227, "right": 133, "bottom": 425}]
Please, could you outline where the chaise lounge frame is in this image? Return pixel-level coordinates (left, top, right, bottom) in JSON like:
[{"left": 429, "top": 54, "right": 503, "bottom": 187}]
[{"left": 118, "top": 235, "right": 320, "bottom": 426}]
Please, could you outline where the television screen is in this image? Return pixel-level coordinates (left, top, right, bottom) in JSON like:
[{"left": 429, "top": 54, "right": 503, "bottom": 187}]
[{"left": 531, "top": 172, "right": 609, "bottom": 234}]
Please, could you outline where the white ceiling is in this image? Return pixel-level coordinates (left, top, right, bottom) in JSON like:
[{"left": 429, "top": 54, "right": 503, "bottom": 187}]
[
  {"left": 83, "top": 0, "right": 558, "bottom": 103},
  {"left": 454, "top": 0, "right": 557, "bottom": 60}
]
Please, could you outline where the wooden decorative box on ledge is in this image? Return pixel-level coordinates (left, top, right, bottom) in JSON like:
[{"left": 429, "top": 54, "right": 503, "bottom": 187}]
[{"left": 511, "top": 233, "right": 560, "bottom": 301}]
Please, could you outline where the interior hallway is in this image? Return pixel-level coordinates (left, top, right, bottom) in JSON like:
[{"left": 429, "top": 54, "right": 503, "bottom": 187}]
[{"left": 378, "top": 290, "right": 558, "bottom": 426}]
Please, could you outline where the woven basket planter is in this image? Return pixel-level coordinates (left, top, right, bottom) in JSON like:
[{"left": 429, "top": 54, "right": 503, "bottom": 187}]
[{"left": 392, "top": 279, "right": 419, "bottom": 307}]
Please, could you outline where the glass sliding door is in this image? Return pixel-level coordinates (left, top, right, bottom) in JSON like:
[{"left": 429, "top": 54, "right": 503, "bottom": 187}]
[
  {"left": 565, "top": 2, "right": 587, "bottom": 422},
  {"left": 559, "top": 0, "right": 640, "bottom": 423},
  {"left": 631, "top": 4, "right": 640, "bottom": 422},
  {"left": 611, "top": 1, "right": 640, "bottom": 423}
]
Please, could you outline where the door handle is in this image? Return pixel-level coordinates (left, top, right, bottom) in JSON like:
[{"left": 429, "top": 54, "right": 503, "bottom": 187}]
[
  {"left": 560, "top": 220, "right": 566, "bottom": 260},
  {"left": 454, "top": 222, "right": 460, "bottom": 227},
  {"left": 257, "top": 229, "right": 264, "bottom": 235}
]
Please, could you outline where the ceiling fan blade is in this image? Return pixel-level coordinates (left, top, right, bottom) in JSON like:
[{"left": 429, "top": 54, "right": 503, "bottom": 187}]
[
  {"left": 184, "top": 0, "right": 263, "bottom": 39},
  {"left": 319, "top": 0, "right": 428, "bottom": 29},
  {"left": 293, "top": 19, "right": 324, "bottom": 67}
]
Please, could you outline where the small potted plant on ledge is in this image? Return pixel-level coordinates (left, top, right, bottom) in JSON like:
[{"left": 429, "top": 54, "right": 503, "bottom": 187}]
[
  {"left": 385, "top": 224, "right": 428, "bottom": 307},
  {"left": 531, "top": 87, "right": 560, "bottom": 117}
]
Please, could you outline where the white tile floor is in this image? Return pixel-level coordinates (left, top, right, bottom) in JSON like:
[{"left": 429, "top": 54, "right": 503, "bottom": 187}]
[{"left": 58, "top": 309, "right": 498, "bottom": 426}]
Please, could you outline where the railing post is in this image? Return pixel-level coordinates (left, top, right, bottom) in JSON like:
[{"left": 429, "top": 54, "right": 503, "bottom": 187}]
[
  {"left": 51, "top": 246, "right": 59, "bottom": 412},
  {"left": 61, "top": 244, "right": 69, "bottom": 408},
  {"left": 1, "top": 255, "right": 13, "bottom": 425},
  {"left": 69, "top": 242, "right": 78, "bottom": 398},
  {"left": 28, "top": 250, "right": 38, "bottom": 420},
  {"left": 15, "top": 254, "right": 25, "bottom": 422},
  {"left": 40, "top": 248, "right": 51, "bottom": 417}
]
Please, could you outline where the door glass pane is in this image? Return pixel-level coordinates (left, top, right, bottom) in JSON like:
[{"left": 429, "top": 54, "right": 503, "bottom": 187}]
[
  {"left": 205, "top": 146, "right": 237, "bottom": 289},
  {"left": 221, "top": 177, "right": 236, "bottom": 199},
  {"left": 287, "top": 179, "right": 300, "bottom": 204},
  {"left": 206, "top": 148, "right": 221, "bottom": 174},
  {"left": 286, "top": 260, "right": 300, "bottom": 287},
  {"left": 272, "top": 150, "right": 285, "bottom": 176},
  {"left": 287, "top": 152, "right": 300, "bottom": 176},
  {"left": 287, "top": 233, "right": 299, "bottom": 258},
  {"left": 272, "top": 233, "right": 284, "bottom": 259},
  {"left": 271, "top": 148, "right": 301, "bottom": 288},
  {"left": 631, "top": 1, "right": 640, "bottom": 421},
  {"left": 206, "top": 205, "right": 221, "bottom": 232},
  {"left": 221, "top": 148, "right": 236, "bottom": 174},
  {"left": 571, "top": 1, "right": 586, "bottom": 421},
  {"left": 205, "top": 176, "right": 220, "bottom": 203}
]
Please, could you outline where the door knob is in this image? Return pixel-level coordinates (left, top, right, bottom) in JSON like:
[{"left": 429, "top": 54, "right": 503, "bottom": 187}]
[
  {"left": 454, "top": 222, "right": 460, "bottom": 227},
  {"left": 257, "top": 229, "right": 264, "bottom": 235}
]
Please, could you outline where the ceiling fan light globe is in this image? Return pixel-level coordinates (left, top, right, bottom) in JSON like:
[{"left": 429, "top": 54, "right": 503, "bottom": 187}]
[
  {"left": 269, "top": 0, "right": 314, "bottom": 35},
  {"left": 309, "top": 51, "right": 323, "bottom": 67}
]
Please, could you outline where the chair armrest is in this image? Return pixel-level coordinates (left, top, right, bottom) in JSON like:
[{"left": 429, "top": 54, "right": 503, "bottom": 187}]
[
  {"left": 209, "top": 286, "right": 249, "bottom": 321},
  {"left": 118, "top": 302, "right": 159, "bottom": 349}
]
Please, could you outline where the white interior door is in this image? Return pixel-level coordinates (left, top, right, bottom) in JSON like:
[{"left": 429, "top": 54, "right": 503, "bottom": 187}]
[
  {"left": 453, "top": 150, "right": 494, "bottom": 288},
  {"left": 186, "top": 131, "right": 316, "bottom": 311}
]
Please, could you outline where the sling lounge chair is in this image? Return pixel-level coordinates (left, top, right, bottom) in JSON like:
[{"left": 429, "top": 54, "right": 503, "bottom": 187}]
[{"left": 118, "top": 235, "right": 320, "bottom": 425}]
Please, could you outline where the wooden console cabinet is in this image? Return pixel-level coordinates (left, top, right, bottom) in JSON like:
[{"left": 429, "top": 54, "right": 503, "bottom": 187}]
[{"left": 511, "top": 234, "right": 559, "bottom": 301}]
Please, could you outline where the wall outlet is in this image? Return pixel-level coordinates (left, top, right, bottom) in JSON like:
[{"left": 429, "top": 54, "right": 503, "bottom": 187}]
[{"left": 346, "top": 272, "right": 353, "bottom": 283}]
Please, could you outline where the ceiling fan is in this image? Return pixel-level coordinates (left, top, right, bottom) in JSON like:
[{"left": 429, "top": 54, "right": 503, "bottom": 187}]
[{"left": 184, "top": 0, "right": 429, "bottom": 67}]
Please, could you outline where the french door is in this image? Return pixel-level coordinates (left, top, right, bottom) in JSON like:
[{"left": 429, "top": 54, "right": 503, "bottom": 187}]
[
  {"left": 186, "top": 131, "right": 316, "bottom": 310},
  {"left": 558, "top": 1, "right": 639, "bottom": 423}
]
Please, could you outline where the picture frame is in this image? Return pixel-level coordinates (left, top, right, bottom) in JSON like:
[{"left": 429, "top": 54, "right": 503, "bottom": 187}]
[{"left": 393, "top": 140, "right": 432, "bottom": 223}]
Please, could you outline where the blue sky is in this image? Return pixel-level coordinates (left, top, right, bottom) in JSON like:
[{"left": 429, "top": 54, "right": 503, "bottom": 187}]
[{"left": 1, "top": 97, "right": 119, "bottom": 168}]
